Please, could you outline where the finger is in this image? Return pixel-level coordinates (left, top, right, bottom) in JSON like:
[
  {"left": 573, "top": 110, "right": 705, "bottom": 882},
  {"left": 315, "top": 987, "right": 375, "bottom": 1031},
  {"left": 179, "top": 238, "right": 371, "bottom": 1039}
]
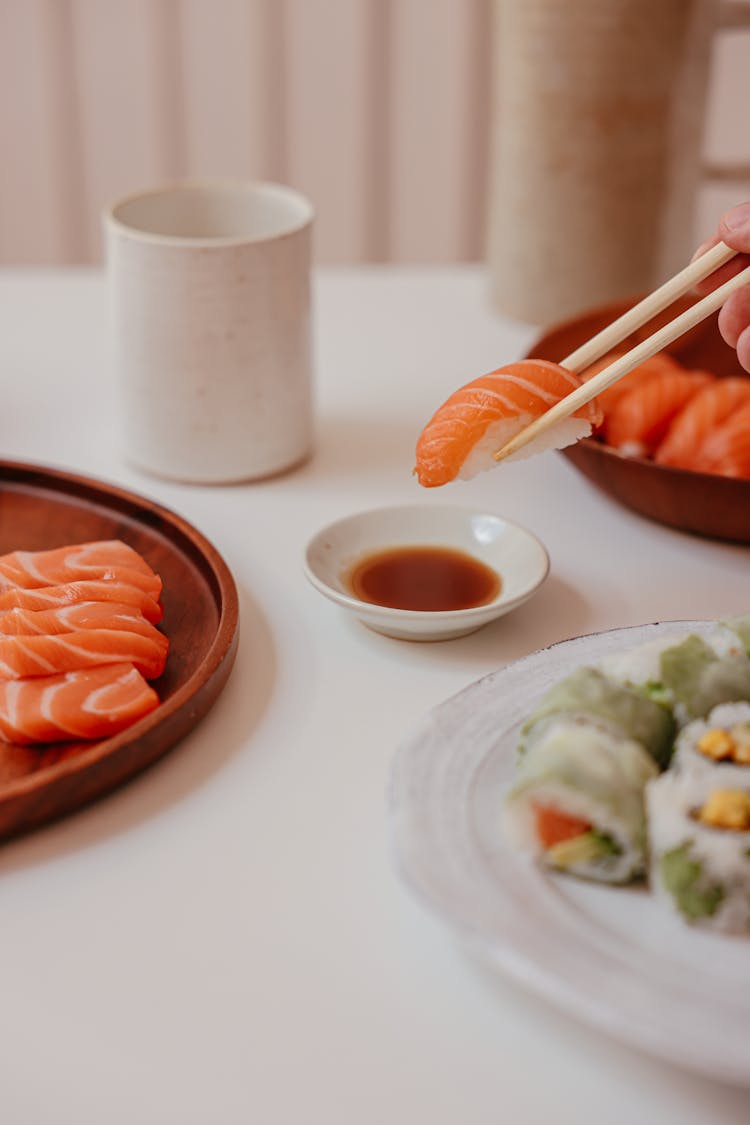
[
  {"left": 736, "top": 323, "right": 750, "bottom": 375},
  {"left": 691, "top": 232, "right": 721, "bottom": 262},
  {"left": 719, "top": 201, "right": 750, "bottom": 254},
  {"left": 693, "top": 254, "right": 750, "bottom": 297},
  {"left": 718, "top": 287, "right": 750, "bottom": 348}
]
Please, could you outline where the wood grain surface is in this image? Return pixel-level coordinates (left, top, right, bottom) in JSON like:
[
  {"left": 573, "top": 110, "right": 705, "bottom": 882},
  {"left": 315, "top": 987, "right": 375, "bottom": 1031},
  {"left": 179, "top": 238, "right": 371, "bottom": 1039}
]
[
  {"left": 530, "top": 296, "right": 750, "bottom": 544},
  {"left": 0, "top": 460, "right": 239, "bottom": 840}
]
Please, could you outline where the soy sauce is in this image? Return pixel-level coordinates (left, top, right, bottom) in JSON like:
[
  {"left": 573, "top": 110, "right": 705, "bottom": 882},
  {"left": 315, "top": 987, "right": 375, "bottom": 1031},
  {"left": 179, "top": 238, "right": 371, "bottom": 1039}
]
[{"left": 347, "top": 546, "right": 501, "bottom": 612}]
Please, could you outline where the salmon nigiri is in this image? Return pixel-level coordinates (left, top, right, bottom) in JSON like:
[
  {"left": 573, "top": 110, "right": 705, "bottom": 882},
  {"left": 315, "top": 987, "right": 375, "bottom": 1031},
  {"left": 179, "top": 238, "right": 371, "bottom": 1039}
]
[
  {"left": 603, "top": 369, "right": 711, "bottom": 456},
  {"left": 414, "top": 360, "right": 602, "bottom": 488},
  {"left": 0, "top": 580, "right": 163, "bottom": 624},
  {"left": 0, "top": 602, "right": 164, "bottom": 639},
  {"left": 0, "top": 540, "right": 162, "bottom": 599},
  {"left": 654, "top": 377, "right": 750, "bottom": 469},
  {"left": 690, "top": 400, "right": 750, "bottom": 478},
  {"left": 0, "top": 663, "right": 159, "bottom": 745},
  {"left": 0, "top": 628, "right": 168, "bottom": 680}
]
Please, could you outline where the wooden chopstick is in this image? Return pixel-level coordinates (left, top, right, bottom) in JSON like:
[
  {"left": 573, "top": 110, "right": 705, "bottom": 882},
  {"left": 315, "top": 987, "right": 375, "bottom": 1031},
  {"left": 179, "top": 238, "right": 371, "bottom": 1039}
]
[
  {"left": 493, "top": 246, "right": 749, "bottom": 464},
  {"left": 561, "top": 240, "right": 737, "bottom": 375}
]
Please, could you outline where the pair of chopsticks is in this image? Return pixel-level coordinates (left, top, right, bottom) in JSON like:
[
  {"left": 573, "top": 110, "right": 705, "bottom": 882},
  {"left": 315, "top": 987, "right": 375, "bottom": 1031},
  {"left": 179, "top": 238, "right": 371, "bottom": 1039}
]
[{"left": 493, "top": 240, "right": 750, "bottom": 462}]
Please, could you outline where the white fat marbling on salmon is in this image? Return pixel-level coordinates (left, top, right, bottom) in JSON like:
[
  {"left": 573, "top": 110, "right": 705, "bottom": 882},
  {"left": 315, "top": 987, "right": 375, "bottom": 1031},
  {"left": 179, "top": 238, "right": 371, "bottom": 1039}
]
[
  {"left": 3, "top": 679, "right": 23, "bottom": 735},
  {"left": 0, "top": 541, "right": 162, "bottom": 598},
  {"left": 83, "top": 666, "right": 144, "bottom": 716},
  {"left": 0, "top": 629, "right": 168, "bottom": 679},
  {"left": 0, "top": 663, "right": 161, "bottom": 744}
]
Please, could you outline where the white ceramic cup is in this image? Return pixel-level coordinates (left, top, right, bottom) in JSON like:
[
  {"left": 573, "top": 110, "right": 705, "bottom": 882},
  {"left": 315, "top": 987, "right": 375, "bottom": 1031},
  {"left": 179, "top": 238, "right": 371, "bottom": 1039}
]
[{"left": 104, "top": 180, "right": 314, "bottom": 483}]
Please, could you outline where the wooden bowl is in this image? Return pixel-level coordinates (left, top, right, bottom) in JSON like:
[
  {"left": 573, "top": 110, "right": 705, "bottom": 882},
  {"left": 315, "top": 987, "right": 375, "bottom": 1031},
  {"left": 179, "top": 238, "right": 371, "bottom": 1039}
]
[
  {"left": 0, "top": 460, "right": 239, "bottom": 841},
  {"left": 528, "top": 296, "right": 750, "bottom": 543}
]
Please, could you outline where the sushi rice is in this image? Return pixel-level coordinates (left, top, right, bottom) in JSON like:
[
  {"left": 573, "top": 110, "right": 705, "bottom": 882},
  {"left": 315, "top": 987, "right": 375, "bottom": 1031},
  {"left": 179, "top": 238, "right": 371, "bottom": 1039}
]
[
  {"left": 503, "top": 611, "right": 750, "bottom": 933},
  {"left": 671, "top": 701, "right": 750, "bottom": 787},
  {"left": 647, "top": 771, "right": 750, "bottom": 935},
  {"left": 504, "top": 715, "right": 659, "bottom": 884},
  {"left": 598, "top": 623, "right": 750, "bottom": 726},
  {"left": 458, "top": 416, "right": 591, "bottom": 479},
  {"left": 517, "top": 665, "right": 675, "bottom": 768}
]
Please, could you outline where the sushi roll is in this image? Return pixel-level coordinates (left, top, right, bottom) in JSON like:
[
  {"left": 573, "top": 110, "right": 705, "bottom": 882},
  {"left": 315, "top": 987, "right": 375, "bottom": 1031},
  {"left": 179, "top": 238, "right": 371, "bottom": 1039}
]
[
  {"left": 723, "top": 612, "right": 750, "bottom": 656},
  {"left": 504, "top": 715, "right": 659, "bottom": 883},
  {"left": 658, "top": 632, "right": 750, "bottom": 724},
  {"left": 671, "top": 702, "right": 750, "bottom": 787},
  {"left": 647, "top": 772, "right": 750, "bottom": 934},
  {"left": 598, "top": 634, "right": 685, "bottom": 705},
  {"left": 414, "top": 360, "right": 602, "bottom": 488},
  {"left": 517, "top": 665, "right": 675, "bottom": 768}
]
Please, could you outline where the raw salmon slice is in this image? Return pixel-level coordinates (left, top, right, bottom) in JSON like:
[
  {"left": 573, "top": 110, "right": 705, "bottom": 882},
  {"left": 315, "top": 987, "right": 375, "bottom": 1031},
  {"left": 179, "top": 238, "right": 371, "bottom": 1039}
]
[
  {"left": 0, "top": 629, "right": 168, "bottom": 680},
  {"left": 691, "top": 400, "right": 750, "bottom": 478},
  {"left": 0, "top": 580, "right": 163, "bottom": 624},
  {"left": 0, "top": 662, "right": 160, "bottom": 744},
  {"left": 603, "top": 369, "right": 711, "bottom": 455},
  {"left": 655, "top": 377, "right": 750, "bottom": 469},
  {"left": 582, "top": 353, "right": 683, "bottom": 415},
  {"left": 0, "top": 602, "right": 163, "bottom": 639},
  {"left": 0, "top": 540, "right": 162, "bottom": 599},
  {"left": 415, "top": 360, "right": 602, "bottom": 487}
]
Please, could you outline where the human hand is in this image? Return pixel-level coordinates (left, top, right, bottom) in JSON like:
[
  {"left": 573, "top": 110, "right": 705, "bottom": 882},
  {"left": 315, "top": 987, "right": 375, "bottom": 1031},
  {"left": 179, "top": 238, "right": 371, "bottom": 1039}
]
[{"left": 693, "top": 202, "right": 750, "bottom": 373}]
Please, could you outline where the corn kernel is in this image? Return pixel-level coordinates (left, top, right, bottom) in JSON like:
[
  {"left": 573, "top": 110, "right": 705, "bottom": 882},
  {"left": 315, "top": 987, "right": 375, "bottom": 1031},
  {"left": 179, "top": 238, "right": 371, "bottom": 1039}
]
[
  {"left": 733, "top": 741, "right": 750, "bottom": 765},
  {"left": 730, "top": 724, "right": 750, "bottom": 764},
  {"left": 699, "top": 789, "right": 750, "bottom": 830},
  {"left": 697, "top": 729, "right": 736, "bottom": 761}
]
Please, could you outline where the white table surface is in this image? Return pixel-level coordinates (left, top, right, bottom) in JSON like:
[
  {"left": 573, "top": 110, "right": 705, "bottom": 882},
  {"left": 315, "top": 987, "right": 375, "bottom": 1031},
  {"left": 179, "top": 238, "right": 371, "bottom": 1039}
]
[{"left": 1, "top": 266, "right": 749, "bottom": 1125}]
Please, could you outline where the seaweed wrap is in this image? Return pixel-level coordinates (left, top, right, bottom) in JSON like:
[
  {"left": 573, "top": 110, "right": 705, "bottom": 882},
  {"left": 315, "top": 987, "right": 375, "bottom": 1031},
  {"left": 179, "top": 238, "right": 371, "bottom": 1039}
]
[
  {"left": 647, "top": 771, "right": 750, "bottom": 934},
  {"left": 658, "top": 632, "right": 750, "bottom": 724},
  {"left": 671, "top": 701, "right": 750, "bottom": 787},
  {"left": 598, "top": 626, "right": 750, "bottom": 723},
  {"left": 598, "top": 634, "right": 685, "bottom": 705},
  {"left": 518, "top": 666, "right": 675, "bottom": 768},
  {"left": 504, "top": 716, "right": 659, "bottom": 883}
]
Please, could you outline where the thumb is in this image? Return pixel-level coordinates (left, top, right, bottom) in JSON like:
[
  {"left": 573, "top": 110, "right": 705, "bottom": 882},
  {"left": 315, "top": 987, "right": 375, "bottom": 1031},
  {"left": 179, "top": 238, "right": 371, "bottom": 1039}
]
[{"left": 719, "top": 202, "right": 750, "bottom": 253}]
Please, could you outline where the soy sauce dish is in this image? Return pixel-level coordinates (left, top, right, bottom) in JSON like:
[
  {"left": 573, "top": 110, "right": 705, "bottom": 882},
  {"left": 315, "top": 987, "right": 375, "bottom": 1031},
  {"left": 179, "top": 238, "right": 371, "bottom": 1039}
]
[{"left": 303, "top": 505, "right": 550, "bottom": 641}]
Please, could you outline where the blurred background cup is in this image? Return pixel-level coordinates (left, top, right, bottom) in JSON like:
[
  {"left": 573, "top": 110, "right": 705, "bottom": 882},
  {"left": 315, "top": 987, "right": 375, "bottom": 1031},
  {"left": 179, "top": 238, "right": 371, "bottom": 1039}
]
[
  {"left": 487, "top": 0, "right": 750, "bottom": 326},
  {"left": 104, "top": 180, "right": 314, "bottom": 484}
]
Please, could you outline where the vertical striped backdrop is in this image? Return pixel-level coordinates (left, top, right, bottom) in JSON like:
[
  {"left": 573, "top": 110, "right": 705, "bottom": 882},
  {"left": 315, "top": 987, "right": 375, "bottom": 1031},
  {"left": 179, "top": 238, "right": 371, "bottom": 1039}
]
[{"left": 1, "top": 0, "right": 748, "bottom": 265}]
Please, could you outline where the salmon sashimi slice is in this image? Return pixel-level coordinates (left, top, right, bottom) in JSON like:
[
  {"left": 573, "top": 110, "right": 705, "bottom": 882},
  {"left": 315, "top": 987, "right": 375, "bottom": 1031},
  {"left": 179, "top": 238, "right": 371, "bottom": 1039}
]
[
  {"left": 0, "top": 662, "right": 160, "bottom": 744},
  {"left": 654, "top": 377, "right": 750, "bottom": 469},
  {"left": 690, "top": 400, "right": 750, "bottom": 478},
  {"left": 0, "top": 580, "right": 163, "bottom": 624},
  {"left": 0, "top": 629, "right": 168, "bottom": 680},
  {"left": 415, "top": 359, "right": 603, "bottom": 487},
  {"left": 602, "top": 369, "right": 712, "bottom": 455},
  {"left": 0, "top": 540, "right": 162, "bottom": 599},
  {"left": 0, "top": 602, "right": 164, "bottom": 639},
  {"left": 581, "top": 353, "right": 684, "bottom": 415}
]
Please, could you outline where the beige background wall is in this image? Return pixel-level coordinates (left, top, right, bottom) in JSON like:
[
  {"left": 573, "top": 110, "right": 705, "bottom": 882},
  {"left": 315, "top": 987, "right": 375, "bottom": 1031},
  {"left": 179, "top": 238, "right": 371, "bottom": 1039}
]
[{"left": 1, "top": 0, "right": 749, "bottom": 266}]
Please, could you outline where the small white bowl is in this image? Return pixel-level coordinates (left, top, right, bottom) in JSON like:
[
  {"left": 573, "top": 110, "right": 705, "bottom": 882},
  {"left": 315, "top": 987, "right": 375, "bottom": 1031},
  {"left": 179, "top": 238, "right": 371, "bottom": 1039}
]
[{"left": 303, "top": 504, "right": 550, "bottom": 641}]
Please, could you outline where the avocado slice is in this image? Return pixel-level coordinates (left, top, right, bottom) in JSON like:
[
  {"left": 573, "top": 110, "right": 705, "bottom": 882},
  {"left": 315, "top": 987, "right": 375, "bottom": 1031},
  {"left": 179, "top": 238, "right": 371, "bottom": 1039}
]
[
  {"left": 660, "top": 842, "right": 724, "bottom": 921},
  {"left": 547, "top": 830, "right": 622, "bottom": 869}
]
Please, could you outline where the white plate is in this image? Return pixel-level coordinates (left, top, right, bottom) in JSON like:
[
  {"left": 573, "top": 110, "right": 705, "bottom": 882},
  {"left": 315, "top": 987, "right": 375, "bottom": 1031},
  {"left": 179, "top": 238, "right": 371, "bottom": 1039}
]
[
  {"left": 303, "top": 504, "right": 549, "bottom": 641},
  {"left": 389, "top": 620, "right": 750, "bottom": 1084}
]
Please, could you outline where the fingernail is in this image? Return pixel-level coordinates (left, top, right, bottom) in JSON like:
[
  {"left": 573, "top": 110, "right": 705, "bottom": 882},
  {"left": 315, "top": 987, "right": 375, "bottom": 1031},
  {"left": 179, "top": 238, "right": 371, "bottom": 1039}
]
[{"left": 723, "top": 202, "right": 750, "bottom": 232}]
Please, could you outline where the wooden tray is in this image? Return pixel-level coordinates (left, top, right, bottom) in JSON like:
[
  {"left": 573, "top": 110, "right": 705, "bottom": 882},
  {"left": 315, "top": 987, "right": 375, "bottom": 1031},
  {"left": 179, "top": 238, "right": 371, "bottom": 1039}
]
[
  {"left": 529, "top": 296, "right": 750, "bottom": 543},
  {"left": 0, "top": 460, "right": 239, "bottom": 840}
]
